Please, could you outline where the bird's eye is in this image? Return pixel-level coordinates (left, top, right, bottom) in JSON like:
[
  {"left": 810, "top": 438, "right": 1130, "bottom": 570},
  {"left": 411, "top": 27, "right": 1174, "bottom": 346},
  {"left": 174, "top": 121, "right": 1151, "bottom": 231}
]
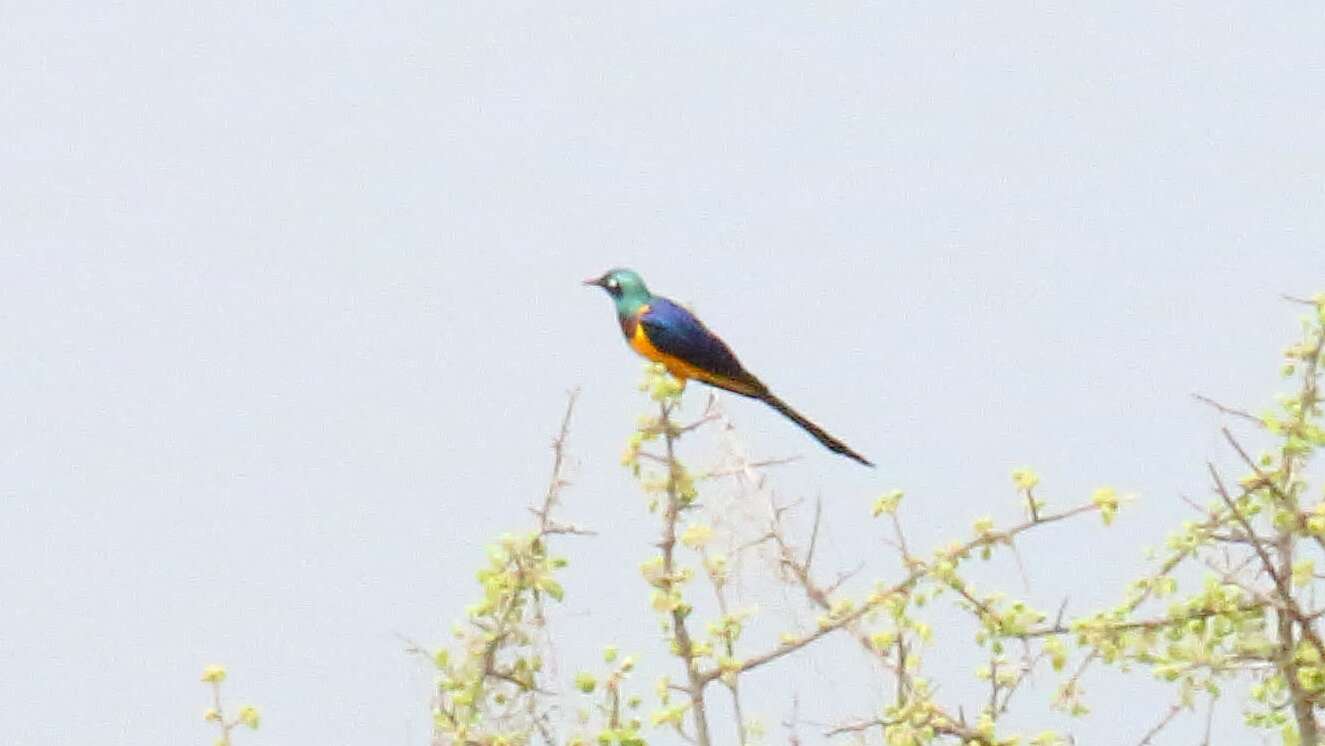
[{"left": 607, "top": 278, "right": 619, "bottom": 289}]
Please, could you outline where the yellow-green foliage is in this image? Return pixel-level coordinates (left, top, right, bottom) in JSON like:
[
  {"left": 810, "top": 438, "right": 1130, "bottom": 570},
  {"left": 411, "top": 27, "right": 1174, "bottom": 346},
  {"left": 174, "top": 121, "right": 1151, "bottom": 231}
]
[
  {"left": 430, "top": 531, "right": 568, "bottom": 744},
  {"left": 200, "top": 665, "right": 260, "bottom": 746},
  {"left": 409, "top": 294, "right": 1325, "bottom": 746},
  {"left": 1066, "top": 295, "right": 1325, "bottom": 743}
]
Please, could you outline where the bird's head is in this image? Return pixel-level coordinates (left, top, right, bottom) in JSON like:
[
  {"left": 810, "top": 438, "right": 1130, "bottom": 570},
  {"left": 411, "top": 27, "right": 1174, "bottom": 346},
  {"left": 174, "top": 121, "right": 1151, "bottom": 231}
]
[{"left": 583, "top": 268, "right": 653, "bottom": 316}]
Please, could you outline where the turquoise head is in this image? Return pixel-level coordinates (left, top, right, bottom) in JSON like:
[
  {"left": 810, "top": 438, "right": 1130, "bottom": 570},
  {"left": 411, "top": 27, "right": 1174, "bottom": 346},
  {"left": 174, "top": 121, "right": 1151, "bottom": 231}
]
[{"left": 583, "top": 268, "right": 654, "bottom": 318}]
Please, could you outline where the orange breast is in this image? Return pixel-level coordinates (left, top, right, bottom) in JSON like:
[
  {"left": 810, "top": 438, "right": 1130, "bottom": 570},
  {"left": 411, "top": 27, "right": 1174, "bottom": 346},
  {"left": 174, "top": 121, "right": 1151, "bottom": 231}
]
[
  {"left": 630, "top": 320, "right": 703, "bottom": 382},
  {"left": 624, "top": 305, "right": 766, "bottom": 396}
]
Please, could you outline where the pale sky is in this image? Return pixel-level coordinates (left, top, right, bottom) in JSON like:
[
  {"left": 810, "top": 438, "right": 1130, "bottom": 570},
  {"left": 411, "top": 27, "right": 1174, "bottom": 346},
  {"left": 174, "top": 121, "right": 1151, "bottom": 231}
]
[{"left": 2, "top": 3, "right": 1324, "bottom": 745}]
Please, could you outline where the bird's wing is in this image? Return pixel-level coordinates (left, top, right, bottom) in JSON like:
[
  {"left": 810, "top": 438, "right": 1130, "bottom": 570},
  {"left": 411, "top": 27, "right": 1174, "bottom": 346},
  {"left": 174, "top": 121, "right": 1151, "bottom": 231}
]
[{"left": 639, "top": 298, "right": 764, "bottom": 394}]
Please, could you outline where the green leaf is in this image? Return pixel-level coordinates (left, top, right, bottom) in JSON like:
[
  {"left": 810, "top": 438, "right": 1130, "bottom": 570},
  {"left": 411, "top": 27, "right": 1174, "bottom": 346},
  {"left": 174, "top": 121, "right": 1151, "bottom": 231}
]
[
  {"left": 538, "top": 577, "right": 565, "bottom": 602},
  {"left": 872, "top": 489, "right": 904, "bottom": 517}
]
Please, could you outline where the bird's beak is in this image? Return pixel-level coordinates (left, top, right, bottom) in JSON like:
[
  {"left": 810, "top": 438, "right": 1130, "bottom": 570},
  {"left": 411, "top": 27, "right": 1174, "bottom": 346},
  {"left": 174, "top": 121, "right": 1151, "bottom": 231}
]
[{"left": 582, "top": 275, "right": 605, "bottom": 288}]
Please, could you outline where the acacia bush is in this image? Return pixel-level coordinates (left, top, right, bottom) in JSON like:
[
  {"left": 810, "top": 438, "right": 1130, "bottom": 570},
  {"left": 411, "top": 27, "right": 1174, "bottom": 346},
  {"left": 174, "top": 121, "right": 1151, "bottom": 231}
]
[{"left": 415, "top": 294, "right": 1325, "bottom": 746}]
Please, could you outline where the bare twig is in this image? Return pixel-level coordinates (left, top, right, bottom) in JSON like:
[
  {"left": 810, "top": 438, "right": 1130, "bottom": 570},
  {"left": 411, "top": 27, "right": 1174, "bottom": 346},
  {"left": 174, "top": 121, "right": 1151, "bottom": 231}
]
[
  {"left": 1135, "top": 703, "right": 1182, "bottom": 746},
  {"left": 1200, "top": 693, "right": 1216, "bottom": 746},
  {"left": 1282, "top": 294, "right": 1319, "bottom": 306},
  {"left": 824, "top": 713, "right": 995, "bottom": 745},
  {"left": 1193, "top": 393, "right": 1264, "bottom": 426},
  {"left": 705, "top": 501, "right": 1104, "bottom": 687},
  {"left": 533, "top": 388, "right": 581, "bottom": 535},
  {"left": 805, "top": 498, "right": 823, "bottom": 572}
]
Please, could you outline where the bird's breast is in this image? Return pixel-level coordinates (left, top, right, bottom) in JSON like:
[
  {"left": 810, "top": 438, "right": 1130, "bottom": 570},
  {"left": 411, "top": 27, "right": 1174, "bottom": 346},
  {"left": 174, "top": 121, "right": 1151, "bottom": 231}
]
[
  {"left": 628, "top": 316, "right": 666, "bottom": 363},
  {"left": 628, "top": 316, "right": 714, "bottom": 385}
]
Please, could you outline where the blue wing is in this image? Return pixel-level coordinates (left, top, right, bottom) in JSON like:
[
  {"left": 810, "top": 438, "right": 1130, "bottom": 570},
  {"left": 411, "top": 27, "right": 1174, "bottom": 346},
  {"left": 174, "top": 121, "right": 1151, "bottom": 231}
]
[
  {"left": 639, "top": 297, "right": 759, "bottom": 386},
  {"left": 640, "top": 298, "right": 873, "bottom": 466}
]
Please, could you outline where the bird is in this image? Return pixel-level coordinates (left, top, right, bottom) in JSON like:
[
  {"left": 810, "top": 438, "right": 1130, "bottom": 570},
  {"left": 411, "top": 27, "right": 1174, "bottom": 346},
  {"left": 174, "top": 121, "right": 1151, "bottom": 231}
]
[{"left": 584, "top": 268, "right": 873, "bottom": 467}]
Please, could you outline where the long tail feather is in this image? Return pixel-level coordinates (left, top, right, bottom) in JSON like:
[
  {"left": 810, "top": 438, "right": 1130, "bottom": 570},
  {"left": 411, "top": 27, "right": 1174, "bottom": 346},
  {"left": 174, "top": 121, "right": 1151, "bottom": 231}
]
[{"left": 760, "top": 393, "right": 874, "bottom": 467}]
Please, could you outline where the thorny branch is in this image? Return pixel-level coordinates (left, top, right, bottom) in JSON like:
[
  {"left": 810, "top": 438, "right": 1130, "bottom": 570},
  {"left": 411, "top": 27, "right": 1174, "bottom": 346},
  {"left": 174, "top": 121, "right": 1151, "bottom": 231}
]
[
  {"left": 426, "top": 390, "right": 588, "bottom": 745},
  {"left": 696, "top": 405, "right": 1116, "bottom": 743},
  {"left": 657, "top": 399, "right": 714, "bottom": 746}
]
